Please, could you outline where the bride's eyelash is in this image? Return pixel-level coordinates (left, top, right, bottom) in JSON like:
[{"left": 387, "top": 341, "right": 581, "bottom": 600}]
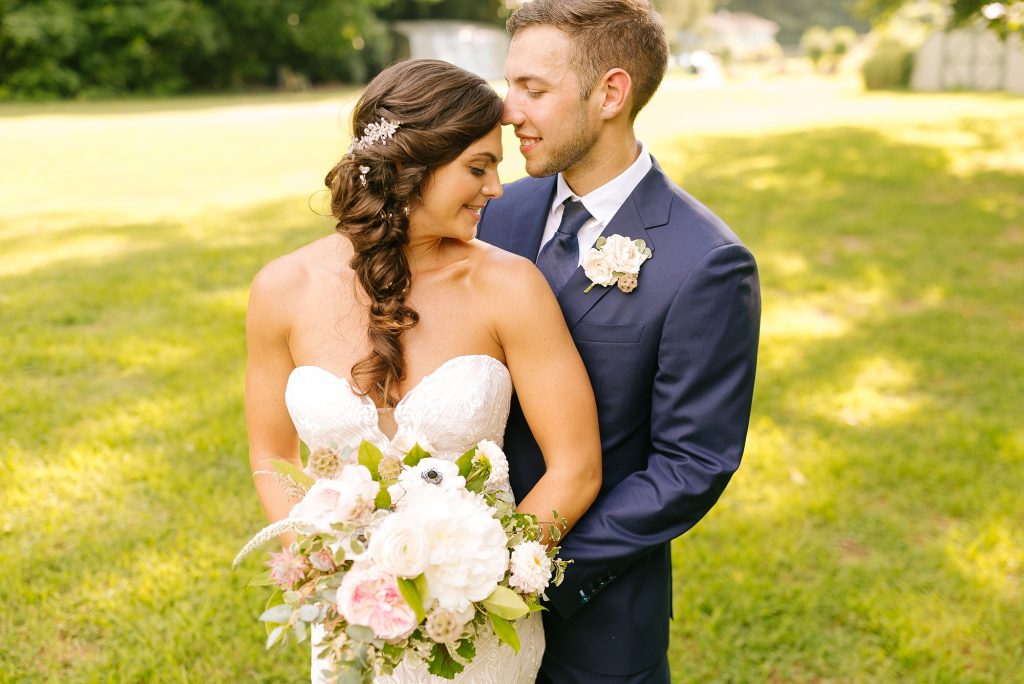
[{"left": 470, "top": 167, "right": 486, "bottom": 177}]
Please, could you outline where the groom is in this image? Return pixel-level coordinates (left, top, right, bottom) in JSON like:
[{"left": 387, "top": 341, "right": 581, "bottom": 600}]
[{"left": 478, "top": 1, "right": 760, "bottom": 681}]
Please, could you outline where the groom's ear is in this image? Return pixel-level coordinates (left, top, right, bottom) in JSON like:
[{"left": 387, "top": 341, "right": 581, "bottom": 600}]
[{"left": 596, "top": 68, "right": 632, "bottom": 121}]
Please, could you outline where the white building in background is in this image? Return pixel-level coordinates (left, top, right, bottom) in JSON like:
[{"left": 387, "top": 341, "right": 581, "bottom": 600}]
[
  {"left": 912, "top": 28, "right": 1024, "bottom": 93},
  {"left": 391, "top": 21, "right": 509, "bottom": 81},
  {"left": 700, "top": 10, "right": 780, "bottom": 61}
]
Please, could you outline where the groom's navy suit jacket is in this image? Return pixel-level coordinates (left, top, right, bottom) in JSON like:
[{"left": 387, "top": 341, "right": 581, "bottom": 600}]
[{"left": 478, "top": 160, "right": 760, "bottom": 677}]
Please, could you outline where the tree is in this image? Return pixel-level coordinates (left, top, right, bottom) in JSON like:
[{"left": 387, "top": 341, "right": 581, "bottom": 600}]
[
  {"left": 654, "top": 0, "right": 715, "bottom": 50},
  {"left": 856, "top": 0, "right": 1024, "bottom": 38},
  {"left": 800, "top": 26, "right": 833, "bottom": 70}
]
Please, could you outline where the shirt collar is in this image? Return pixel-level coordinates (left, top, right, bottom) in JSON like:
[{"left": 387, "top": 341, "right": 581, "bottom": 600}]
[{"left": 551, "top": 140, "right": 653, "bottom": 226}]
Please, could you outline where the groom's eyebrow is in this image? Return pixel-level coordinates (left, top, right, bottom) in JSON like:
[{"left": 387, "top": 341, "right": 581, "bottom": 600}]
[{"left": 510, "top": 74, "right": 552, "bottom": 87}]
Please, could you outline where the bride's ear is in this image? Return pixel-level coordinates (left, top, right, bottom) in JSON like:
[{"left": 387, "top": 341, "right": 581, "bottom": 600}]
[{"left": 596, "top": 68, "right": 632, "bottom": 121}]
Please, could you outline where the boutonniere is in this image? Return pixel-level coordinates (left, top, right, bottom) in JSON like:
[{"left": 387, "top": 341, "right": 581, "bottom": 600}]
[{"left": 582, "top": 234, "right": 652, "bottom": 293}]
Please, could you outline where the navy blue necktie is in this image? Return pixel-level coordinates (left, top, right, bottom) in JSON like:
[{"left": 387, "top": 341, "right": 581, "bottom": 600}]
[{"left": 536, "top": 198, "right": 592, "bottom": 294}]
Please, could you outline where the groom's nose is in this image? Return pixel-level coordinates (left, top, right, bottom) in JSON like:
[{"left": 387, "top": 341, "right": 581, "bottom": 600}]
[{"left": 501, "top": 93, "right": 524, "bottom": 127}]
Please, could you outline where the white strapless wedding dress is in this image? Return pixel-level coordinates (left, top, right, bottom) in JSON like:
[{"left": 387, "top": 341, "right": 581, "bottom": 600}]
[{"left": 285, "top": 354, "right": 544, "bottom": 684}]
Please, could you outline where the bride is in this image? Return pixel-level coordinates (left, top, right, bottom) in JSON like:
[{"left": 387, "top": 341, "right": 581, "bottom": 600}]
[{"left": 244, "top": 59, "right": 602, "bottom": 682}]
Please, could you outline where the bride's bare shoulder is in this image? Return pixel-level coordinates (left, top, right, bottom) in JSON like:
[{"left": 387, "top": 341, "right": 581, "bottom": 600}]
[
  {"left": 466, "top": 240, "right": 550, "bottom": 300},
  {"left": 249, "top": 234, "right": 347, "bottom": 311}
]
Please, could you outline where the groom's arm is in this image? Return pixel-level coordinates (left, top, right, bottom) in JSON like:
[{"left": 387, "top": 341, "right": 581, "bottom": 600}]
[{"left": 547, "top": 242, "right": 761, "bottom": 619}]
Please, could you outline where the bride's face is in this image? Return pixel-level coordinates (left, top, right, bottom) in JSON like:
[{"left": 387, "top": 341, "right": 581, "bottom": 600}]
[{"left": 409, "top": 126, "right": 503, "bottom": 243}]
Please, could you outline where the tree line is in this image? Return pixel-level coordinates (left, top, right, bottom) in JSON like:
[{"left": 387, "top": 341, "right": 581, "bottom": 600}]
[{"left": 0, "top": 0, "right": 509, "bottom": 100}]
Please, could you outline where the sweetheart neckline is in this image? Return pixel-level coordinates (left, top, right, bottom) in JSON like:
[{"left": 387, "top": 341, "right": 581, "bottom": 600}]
[{"left": 289, "top": 354, "right": 510, "bottom": 415}]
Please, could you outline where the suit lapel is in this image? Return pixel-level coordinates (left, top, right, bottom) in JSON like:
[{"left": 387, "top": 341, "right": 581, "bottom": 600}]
[
  {"left": 506, "top": 176, "right": 557, "bottom": 261},
  {"left": 557, "top": 161, "right": 673, "bottom": 330}
]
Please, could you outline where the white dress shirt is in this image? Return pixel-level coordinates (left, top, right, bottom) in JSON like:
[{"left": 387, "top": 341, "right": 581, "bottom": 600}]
[{"left": 538, "top": 141, "right": 653, "bottom": 265}]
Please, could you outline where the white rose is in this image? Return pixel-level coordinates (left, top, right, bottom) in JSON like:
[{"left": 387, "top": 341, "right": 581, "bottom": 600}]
[
  {"left": 582, "top": 248, "right": 616, "bottom": 287},
  {"left": 508, "top": 540, "right": 552, "bottom": 594},
  {"left": 289, "top": 464, "right": 378, "bottom": 533},
  {"left": 602, "top": 234, "right": 646, "bottom": 274},
  {"left": 369, "top": 513, "right": 429, "bottom": 578},
  {"left": 475, "top": 440, "right": 509, "bottom": 488}
]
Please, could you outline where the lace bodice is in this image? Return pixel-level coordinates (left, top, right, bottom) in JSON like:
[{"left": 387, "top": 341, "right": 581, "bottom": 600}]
[
  {"left": 286, "top": 354, "right": 545, "bottom": 683},
  {"left": 285, "top": 354, "right": 513, "bottom": 461}
]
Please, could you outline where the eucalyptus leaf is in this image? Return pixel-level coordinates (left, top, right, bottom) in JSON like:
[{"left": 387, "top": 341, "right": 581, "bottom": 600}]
[
  {"left": 292, "top": 619, "right": 308, "bottom": 644},
  {"left": 259, "top": 604, "right": 293, "bottom": 624},
  {"left": 266, "top": 624, "right": 286, "bottom": 650},
  {"left": 298, "top": 604, "right": 319, "bottom": 622},
  {"left": 488, "top": 613, "right": 520, "bottom": 654},
  {"left": 346, "top": 624, "right": 376, "bottom": 643}
]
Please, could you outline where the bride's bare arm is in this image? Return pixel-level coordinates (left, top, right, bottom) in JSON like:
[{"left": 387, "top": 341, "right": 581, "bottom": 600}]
[
  {"left": 489, "top": 255, "right": 602, "bottom": 541},
  {"left": 245, "top": 259, "right": 304, "bottom": 529}
]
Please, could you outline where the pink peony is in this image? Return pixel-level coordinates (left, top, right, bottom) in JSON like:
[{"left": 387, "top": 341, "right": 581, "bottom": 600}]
[
  {"left": 337, "top": 564, "right": 419, "bottom": 640},
  {"left": 267, "top": 549, "right": 308, "bottom": 589}
]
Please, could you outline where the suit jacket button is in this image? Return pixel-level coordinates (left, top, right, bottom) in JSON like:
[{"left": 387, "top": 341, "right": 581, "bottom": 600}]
[{"left": 579, "top": 590, "right": 590, "bottom": 604}]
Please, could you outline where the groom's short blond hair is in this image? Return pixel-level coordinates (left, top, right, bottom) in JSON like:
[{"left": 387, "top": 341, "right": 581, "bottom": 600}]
[{"left": 507, "top": 0, "right": 668, "bottom": 120}]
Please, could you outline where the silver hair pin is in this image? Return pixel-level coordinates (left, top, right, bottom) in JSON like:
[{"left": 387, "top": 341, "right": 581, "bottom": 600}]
[
  {"left": 348, "top": 117, "right": 401, "bottom": 153},
  {"left": 358, "top": 166, "right": 370, "bottom": 187}
]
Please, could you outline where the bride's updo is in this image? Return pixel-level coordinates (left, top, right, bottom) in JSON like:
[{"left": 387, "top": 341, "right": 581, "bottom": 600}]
[{"left": 325, "top": 59, "right": 503, "bottom": 407}]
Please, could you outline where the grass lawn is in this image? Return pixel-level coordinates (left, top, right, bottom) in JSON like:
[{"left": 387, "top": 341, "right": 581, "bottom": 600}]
[{"left": 1, "top": 75, "right": 1022, "bottom": 682}]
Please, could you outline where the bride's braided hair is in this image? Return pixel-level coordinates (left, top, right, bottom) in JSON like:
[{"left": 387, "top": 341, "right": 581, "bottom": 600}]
[{"left": 324, "top": 59, "right": 502, "bottom": 407}]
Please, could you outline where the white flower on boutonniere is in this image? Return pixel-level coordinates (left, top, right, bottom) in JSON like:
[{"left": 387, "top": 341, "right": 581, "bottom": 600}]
[{"left": 582, "top": 234, "right": 652, "bottom": 293}]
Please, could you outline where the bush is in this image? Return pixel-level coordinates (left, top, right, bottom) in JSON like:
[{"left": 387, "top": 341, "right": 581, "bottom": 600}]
[{"left": 861, "top": 38, "right": 915, "bottom": 90}]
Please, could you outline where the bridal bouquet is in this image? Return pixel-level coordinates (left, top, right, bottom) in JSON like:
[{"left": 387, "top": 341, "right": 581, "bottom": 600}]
[{"left": 234, "top": 439, "right": 568, "bottom": 682}]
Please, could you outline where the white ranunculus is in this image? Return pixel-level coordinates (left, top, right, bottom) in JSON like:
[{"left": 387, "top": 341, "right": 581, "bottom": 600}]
[
  {"left": 475, "top": 440, "right": 509, "bottom": 488},
  {"left": 582, "top": 248, "right": 617, "bottom": 287},
  {"left": 397, "top": 486, "right": 509, "bottom": 612},
  {"left": 369, "top": 513, "right": 429, "bottom": 578},
  {"left": 602, "top": 234, "right": 647, "bottom": 274},
  {"left": 508, "top": 540, "right": 552, "bottom": 594},
  {"left": 289, "top": 464, "right": 378, "bottom": 533}
]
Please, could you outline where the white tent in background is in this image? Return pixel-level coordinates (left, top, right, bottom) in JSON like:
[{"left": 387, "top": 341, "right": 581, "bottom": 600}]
[
  {"left": 912, "top": 28, "right": 1024, "bottom": 93},
  {"left": 392, "top": 21, "right": 509, "bottom": 82}
]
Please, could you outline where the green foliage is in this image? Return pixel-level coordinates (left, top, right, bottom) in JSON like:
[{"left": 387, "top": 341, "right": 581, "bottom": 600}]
[
  {"left": 0, "top": 0, "right": 461, "bottom": 100},
  {"left": 719, "top": 0, "right": 870, "bottom": 45},
  {"left": 861, "top": 37, "right": 915, "bottom": 89},
  {"left": 857, "top": 0, "right": 1024, "bottom": 38},
  {"left": 800, "top": 26, "right": 832, "bottom": 68}
]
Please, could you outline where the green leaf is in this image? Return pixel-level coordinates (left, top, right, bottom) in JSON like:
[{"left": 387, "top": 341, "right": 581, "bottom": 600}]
[
  {"left": 259, "top": 604, "right": 293, "bottom": 623},
  {"left": 465, "top": 476, "right": 485, "bottom": 494},
  {"left": 488, "top": 613, "right": 520, "bottom": 654},
  {"left": 635, "top": 239, "right": 647, "bottom": 250},
  {"left": 481, "top": 585, "right": 529, "bottom": 620},
  {"left": 266, "top": 624, "right": 286, "bottom": 650},
  {"left": 595, "top": 236, "right": 607, "bottom": 248},
  {"left": 374, "top": 482, "right": 391, "bottom": 510},
  {"left": 427, "top": 642, "right": 465, "bottom": 679},
  {"left": 346, "top": 624, "right": 375, "bottom": 643},
  {"left": 413, "top": 573, "right": 429, "bottom": 602},
  {"left": 455, "top": 638, "right": 476, "bottom": 661},
  {"left": 271, "top": 459, "right": 314, "bottom": 489},
  {"left": 397, "top": 577, "right": 426, "bottom": 624},
  {"left": 455, "top": 448, "right": 476, "bottom": 477},
  {"left": 403, "top": 442, "right": 430, "bottom": 467},
  {"left": 358, "top": 440, "right": 384, "bottom": 480},
  {"left": 246, "top": 569, "right": 275, "bottom": 588}
]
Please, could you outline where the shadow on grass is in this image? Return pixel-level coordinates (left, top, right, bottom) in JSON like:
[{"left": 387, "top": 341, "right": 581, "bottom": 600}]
[{"left": 0, "top": 124, "right": 1022, "bottom": 681}]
